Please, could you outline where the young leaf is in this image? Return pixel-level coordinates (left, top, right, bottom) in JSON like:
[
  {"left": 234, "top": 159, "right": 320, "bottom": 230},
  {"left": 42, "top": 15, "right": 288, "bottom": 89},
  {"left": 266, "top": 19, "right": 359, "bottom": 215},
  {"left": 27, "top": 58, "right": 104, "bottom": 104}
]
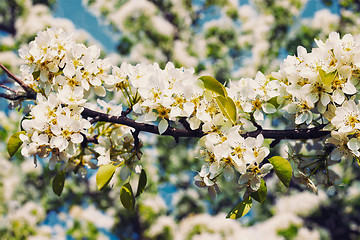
[
  {"left": 52, "top": 171, "right": 65, "bottom": 197},
  {"left": 198, "top": 76, "right": 227, "bottom": 97},
  {"left": 268, "top": 156, "right": 292, "bottom": 188},
  {"left": 225, "top": 96, "right": 237, "bottom": 123},
  {"left": 215, "top": 96, "right": 237, "bottom": 124},
  {"left": 7, "top": 131, "right": 25, "bottom": 158},
  {"left": 226, "top": 196, "right": 252, "bottom": 219},
  {"left": 120, "top": 183, "right": 135, "bottom": 210},
  {"left": 32, "top": 70, "right": 40, "bottom": 80},
  {"left": 319, "top": 69, "right": 336, "bottom": 87},
  {"left": 96, "top": 164, "right": 116, "bottom": 190},
  {"left": 251, "top": 179, "right": 267, "bottom": 204},
  {"left": 135, "top": 169, "right": 147, "bottom": 197}
]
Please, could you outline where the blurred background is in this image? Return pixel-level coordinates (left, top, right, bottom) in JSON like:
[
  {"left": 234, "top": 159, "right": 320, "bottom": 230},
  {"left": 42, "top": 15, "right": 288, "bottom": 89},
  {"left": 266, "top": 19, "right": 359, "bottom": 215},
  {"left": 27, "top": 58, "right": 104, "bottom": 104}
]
[{"left": 1, "top": 0, "right": 360, "bottom": 239}]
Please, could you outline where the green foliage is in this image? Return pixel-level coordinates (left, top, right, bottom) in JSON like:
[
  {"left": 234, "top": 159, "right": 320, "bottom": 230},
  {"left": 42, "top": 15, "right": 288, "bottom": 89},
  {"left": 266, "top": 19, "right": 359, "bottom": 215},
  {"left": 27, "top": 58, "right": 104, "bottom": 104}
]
[
  {"left": 269, "top": 156, "right": 292, "bottom": 188},
  {"left": 52, "top": 171, "right": 66, "bottom": 197},
  {"left": 96, "top": 164, "right": 116, "bottom": 190},
  {"left": 215, "top": 96, "right": 237, "bottom": 124},
  {"left": 135, "top": 169, "right": 147, "bottom": 197},
  {"left": 226, "top": 196, "right": 252, "bottom": 219},
  {"left": 117, "top": 36, "right": 133, "bottom": 55},
  {"left": 198, "top": 76, "right": 227, "bottom": 97},
  {"left": 120, "top": 182, "right": 135, "bottom": 210},
  {"left": 319, "top": 69, "right": 337, "bottom": 86},
  {"left": 277, "top": 224, "right": 299, "bottom": 240},
  {"left": 251, "top": 179, "right": 267, "bottom": 204},
  {"left": 7, "top": 131, "right": 25, "bottom": 158}
]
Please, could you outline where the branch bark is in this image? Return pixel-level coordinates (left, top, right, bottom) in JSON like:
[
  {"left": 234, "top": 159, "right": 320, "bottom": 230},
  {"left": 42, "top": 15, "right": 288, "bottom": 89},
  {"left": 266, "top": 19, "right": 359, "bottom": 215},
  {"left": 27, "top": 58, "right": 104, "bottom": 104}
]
[
  {"left": 81, "top": 107, "right": 330, "bottom": 141},
  {"left": 0, "top": 63, "right": 37, "bottom": 100},
  {"left": 0, "top": 63, "right": 331, "bottom": 143}
]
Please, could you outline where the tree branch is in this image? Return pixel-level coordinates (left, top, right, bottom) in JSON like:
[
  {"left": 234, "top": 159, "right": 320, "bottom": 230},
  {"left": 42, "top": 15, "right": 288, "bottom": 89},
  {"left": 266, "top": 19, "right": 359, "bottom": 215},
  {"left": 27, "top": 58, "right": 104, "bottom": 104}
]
[
  {"left": 0, "top": 92, "right": 28, "bottom": 100},
  {"left": 82, "top": 107, "right": 330, "bottom": 141},
  {"left": 81, "top": 107, "right": 205, "bottom": 138},
  {"left": 0, "top": 63, "right": 37, "bottom": 99},
  {"left": 0, "top": 64, "right": 331, "bottom": 143}
]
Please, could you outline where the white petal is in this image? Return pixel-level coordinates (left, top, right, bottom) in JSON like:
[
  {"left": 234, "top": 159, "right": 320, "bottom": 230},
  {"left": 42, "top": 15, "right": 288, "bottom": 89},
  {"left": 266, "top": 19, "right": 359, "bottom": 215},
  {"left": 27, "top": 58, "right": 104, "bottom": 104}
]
[
  {"left": 348, "top": 138, "right": 360, "bottom": 151},
  {"left": 260, "top": 163, "right": 273, "bottom": 175},
  {"left": 343, "top": 81, "right": 357, "bottom": 95},
  {"left": 48, "top": 62, "right": 59, "bottom": 73},
  {"left": 332, "top": 89, "right": 345, "bottom": 105},
  {"left": 330, "top": 148, "right": 343, "bottom": 161},
  {"left": 120, "top": 165, "right": 131, "bottom": 181},
  {"left": 204, "top": 176, "right": 214, "bottom": 186},
  {"left": 223, "top": 166, "right": 234, "bottom": 182},
  {"left": 238, "top": 173, "right": 250, "bottom": 185},
  {"left": 254, "top": 109, "right": 264, "bottom": 121},
  {"left": 189, "top": 117, "right": 201, "bottom": 130},
  {"left": 320, "top": 93, "right": 330, "bottom": 106},
  {"left": 94, "top": 86, "right": 106, "bottom": 97},
  {"left": 50, "top": 136, "right": 64, "bottom": 148},
  {"left": 63, "top": 63, "right": 75, "bottom": 77},
  {"left": 263, "top": 103, "right": 276, "bottom": 114},
  {"left": 295, "top": 112, "right": 307, "bottom": 125},
  {"left": 90, "top": 77, "right": 102, "bottom": 86},
  {"left": 250, "top": 177, "right": 261, "bottom": 191},
  {"left": 158, "top": 118, "right": 168, "bottom": 135},
  {"left": 82, "top": 79, "right": 90, "bottom": 91},
  {"left": 71, "top": 133, "right": 84, "bottom": 144}
]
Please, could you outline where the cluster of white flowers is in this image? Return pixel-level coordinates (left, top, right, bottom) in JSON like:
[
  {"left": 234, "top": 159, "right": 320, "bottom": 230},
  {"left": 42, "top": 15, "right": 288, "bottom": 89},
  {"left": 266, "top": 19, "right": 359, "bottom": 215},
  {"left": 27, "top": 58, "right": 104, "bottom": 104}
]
[
  {"left": 20, "top": 93, "right": 91, "bottom": 170},
  {"left": 272, "top": 32, "right": 360, "bottom": 161},
  {"left": 113, "top": 62, "right": 204, "bottom": 134},
  {"left": 94, "top": 123, "right": 142, "bottom": 180},
  {"left": 17, "top": 28, "right": 111, "bottom": 170},
  {"left": 13, "top": 27, "right": 360, "bottom": 203},
  {"left": 195, "top": 127, "right": 272, "bottom": 198}
]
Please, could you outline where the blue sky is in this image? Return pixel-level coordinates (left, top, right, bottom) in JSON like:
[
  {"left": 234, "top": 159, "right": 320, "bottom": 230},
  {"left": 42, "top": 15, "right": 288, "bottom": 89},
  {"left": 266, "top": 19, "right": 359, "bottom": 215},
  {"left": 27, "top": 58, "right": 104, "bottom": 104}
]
[
  {"left": 53, "top": 0, "right": 118, "bottom": 53},
  {"left": 53, "top": 0, "right": 339, "bottom": 54}
]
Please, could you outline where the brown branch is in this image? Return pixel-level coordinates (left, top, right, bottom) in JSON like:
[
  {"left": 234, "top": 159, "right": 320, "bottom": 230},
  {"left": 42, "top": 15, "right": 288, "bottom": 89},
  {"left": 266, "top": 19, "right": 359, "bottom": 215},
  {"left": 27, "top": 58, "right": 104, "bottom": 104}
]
[
  {"left": 0, "top": 64, "right": 331, "bottom": 144},
  {"left": 82, "top": 107, "right": 330, "bottom": 141},
  {"left": 252, "top": 124, "right": 330, "bottom": 141},
  {"left": 0, "top": 92, "right": 28, "bottom": 100},
  {"left": 81, "top": 107, "right": 205, "bottom": 138},
  {"left": 0, "top": 84, "right": 17, "bottom": 93},
  {"left": 0, "top": 63, "right": 37, "bottom": 99}
]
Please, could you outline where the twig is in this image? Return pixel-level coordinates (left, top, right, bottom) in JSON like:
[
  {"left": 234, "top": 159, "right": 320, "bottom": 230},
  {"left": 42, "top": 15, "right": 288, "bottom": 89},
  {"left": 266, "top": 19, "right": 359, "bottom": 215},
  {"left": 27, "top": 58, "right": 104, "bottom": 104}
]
[
  {"left": 121, "top": 108, "right": 132, "bottom": 117},
  {"left": 0, "top": 92, "right": 28, "bottom": 100},
  {"left": 0, "top": 63, "right": 36, "bottom": 99},
  {"left": 179, "top": 117, "right": 193, "bottom": 131},
  {"left": 0, "top": 65, "right": 331, "bottom": 144},
  {"left": 0, "top": 84, "right": 17, "bottom": 93},
  {"left": 81, "top": 106, "right": 331, "bottom": 141}
]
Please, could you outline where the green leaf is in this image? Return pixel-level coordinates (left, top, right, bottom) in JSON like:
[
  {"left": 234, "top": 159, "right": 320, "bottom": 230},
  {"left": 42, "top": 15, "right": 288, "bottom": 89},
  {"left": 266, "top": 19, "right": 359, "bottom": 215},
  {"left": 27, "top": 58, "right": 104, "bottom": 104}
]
[
  {"left": 198, "top": 76, "right": 227, "bottom": 97},
  {"left": 52, "top": 171, "right": 65, "bottom": 197},
  {"left": 215, "top": 96, "right": 237, "bottom": 124},
  {"left": 135, "top": 169, "right": 147, "bottom": 197},
  {"left": 269, "top": 156, "right": 292, "bottom": 188},
  {"left": 319, "top": 69, "right": 336, "bottom": 87},
  {"left": 226, "top": 196, "right": 252, "bottom": 219},
  {"left": 251, "top": 179, "right": 267, "bottom": 204},
  {"left": 96, "top": 164, "right": 116, "bottom": 190},
  {"left": 32, "top": 71, "right": 40, "bottom": 80},
  {"left": 7, "top": 131, "right": 25, "bottom": 158},
  {"left": 120, "top": 183, "right": 135, "bottom": 210}
]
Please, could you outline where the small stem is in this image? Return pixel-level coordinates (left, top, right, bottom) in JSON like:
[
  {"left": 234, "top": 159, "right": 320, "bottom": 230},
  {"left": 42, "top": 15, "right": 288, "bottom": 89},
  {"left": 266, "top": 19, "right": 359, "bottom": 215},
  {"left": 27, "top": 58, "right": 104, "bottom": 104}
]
[
  {"left": 0, "top": 65, "right": 332, "bottom": 144},
  {"left": 0, "top": 63, "right": 37, "bottom": 99},
  {"left": 0, "top": 92, "right": 27, "bottom": 100},
  {"left": 121, "top": 108, "right": 132, "bottom": 117},
  {"left": 0, "top": 84, "right": 17, "bottom": 93}
]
